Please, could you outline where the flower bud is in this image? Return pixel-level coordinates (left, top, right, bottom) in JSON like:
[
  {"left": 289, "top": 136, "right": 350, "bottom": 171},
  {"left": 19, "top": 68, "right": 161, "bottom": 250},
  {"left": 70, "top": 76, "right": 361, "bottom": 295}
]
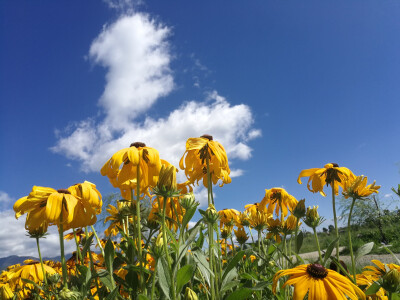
[
  {"left": 154, "top": 165, "right": 179, "bottom": 197},
  {"left": 59, "top": 287, "right": 81, "bottom": 300},
  {"left": 304, "top": 206, "right": 323, "bottom": 229},
  {"left": 152, "top": 232, "right": 164, "bottom": 258},
  {"left": 180, "top": 193, "right": 199, "bottom": 210},
  {"left": 292, "top": 199, "right": 306, "bottom": 219},
  {"left": 382, "top": 269, "right": 400, "bottom": 293},
  {"left": 185, "top": 287, "right": 199, "bottom": 300},
  {"left": 204, "top": 204, "right": 219, "bottom": 224}
]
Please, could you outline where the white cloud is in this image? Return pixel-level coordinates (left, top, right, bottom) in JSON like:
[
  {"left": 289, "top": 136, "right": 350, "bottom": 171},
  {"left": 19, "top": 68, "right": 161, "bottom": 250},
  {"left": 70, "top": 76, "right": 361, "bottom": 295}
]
[
  {"left": 0, "top": 191, "right": 13, "bottom": 203},
  {"left": 230, "top": 169, "right": 244, "bottom": 178},
  {"left": 0, "top": 210, "right": 76, "bottom": 258},
  {"left": 103, "top": 0, "right": 139, "bottom": 12},
  {"left": 384, "top": 193, "right": 392, "bottom": 198},
  {"left": 89, "top": 13, "right": 173, "bottom": 130},
  {"left": 52, "top": 13, "right": 260, "bottom": 182}
]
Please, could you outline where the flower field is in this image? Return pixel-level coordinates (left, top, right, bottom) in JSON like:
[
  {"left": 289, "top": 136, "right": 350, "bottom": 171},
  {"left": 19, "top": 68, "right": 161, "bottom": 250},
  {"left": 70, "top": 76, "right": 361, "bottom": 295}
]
[{"left": 1, "top": 135, "right": 400, "bottom": 300}]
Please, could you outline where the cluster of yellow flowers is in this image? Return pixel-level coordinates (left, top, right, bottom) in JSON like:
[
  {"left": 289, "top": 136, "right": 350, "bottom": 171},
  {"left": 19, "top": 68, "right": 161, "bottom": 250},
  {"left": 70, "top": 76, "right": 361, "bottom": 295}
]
[{"left": 8, "top": 133, "right": 392, "bottom": 300}]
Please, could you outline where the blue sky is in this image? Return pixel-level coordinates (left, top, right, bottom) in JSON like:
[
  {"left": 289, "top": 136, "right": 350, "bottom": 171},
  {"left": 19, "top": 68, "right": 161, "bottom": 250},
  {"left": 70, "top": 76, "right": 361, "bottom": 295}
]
[{"left": 1, "top": 0, "right": 400, "bottom": 257}]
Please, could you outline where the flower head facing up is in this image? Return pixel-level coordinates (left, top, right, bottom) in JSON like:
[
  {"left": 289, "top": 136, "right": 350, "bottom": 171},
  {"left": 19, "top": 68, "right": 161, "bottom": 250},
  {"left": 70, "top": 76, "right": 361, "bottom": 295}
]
[
  {"left": 101, "top": 142, "right": 162, "bottom": 199},
  {"left": 261, "top": 187, "right": 298, "bottom": 217},
  {"left": 298, "top": 163, "right": 355, "bottom": 196},
  {"left": 179, "top": 135, "right": 231, "bottom": 189},
  {"left": 273, "top": 264, "right": 366, "bottom": 300},
  {"left": 342, "top": 175, "right": 380, "bottom": 199}
]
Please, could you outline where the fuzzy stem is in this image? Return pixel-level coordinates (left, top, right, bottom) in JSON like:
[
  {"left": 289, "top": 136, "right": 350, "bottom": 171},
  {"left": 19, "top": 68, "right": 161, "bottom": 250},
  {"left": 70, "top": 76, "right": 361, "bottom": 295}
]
[
  {"left": 90, "top": 225, "right": 105, "bottom": 259},
  {"left": 72, "top": 229, "right": 83, "bottom": 264},
  {"left": 36, "top": 237, "right": 47, "bottom": 285},
  {"left": 135, "top": 160, "right": 145, "bottom": 294},
  {"left": 313, "top": 227, "right": 323, "bottom": 264},
  {"left": 331, "top": 181, "right": 340, "bottom": 261},
  {"left": 162, "top": 197, "right": 176, "bottom": 300},
  {"left": 348, "top": 197, "right": 357, "bottom": 283},
  {"left": 58, "top": 215, "right": 67, "bottom": 287}
]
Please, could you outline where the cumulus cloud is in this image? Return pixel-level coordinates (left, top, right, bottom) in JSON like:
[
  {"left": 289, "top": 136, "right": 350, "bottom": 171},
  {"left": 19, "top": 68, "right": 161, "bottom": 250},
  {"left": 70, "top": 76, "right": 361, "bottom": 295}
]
[
  {"left": 0, "top": 191, "right": 13, "bottom": 203},
  {"left": 0, "top": 210, "right": 75, "bottom": 258},
  {"left": 52, "top": 12, "right": 260, "bottom": 186}
]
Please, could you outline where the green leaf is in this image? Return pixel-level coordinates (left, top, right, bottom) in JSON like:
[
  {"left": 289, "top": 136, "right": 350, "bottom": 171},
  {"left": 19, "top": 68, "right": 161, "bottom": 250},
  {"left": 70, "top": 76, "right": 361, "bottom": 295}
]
[
  {"left": 221, "top": 268, "right": 238, "bottom": 292},
  {"left": 323, "top": 237, "right": 340, "bottom": 266},
  {"left": 220, "top": 280, "right": 240, "bottom": 294},
  {"left": 81, "top": 233, "right": 95, "bottom": 258},
  {"left": 157, "top": 257, "right": 171, "bottom": 299},
  {"left": 105, "top": 287, "right": 119, "bottom": 300},
  {"left": 195, "top": 230, "right": 204, "bottom": 249},
  {"left": 98, "top": 271, "right": 114, "bottom": 291},
  {"left": 251, "top": 281, "right": 269, "bottom": 291},
  {"left": 296, "top": 231, "right": 303, "bottom": 253},
  {"left": 192, "top": 250, "right": 214, "bottom": 286},
  {"left": 181, "top": 206, "right": 197, "bottom": 231},
  {"left": 176, "top": 264, "right": 196, "bottom": 294},
  {"left": 222, "top": 250, "right": 245, "bottom": 282},
  {"left": 365, "top": 282, "right": 381, "bottom": 295},
  {"left": 138, "top": 294, "right": 150, "bottom": 300},
  {"left": 104, "top": 239, "right": 115, "bottom": 274},
  {"left": 225, "top": 287, "right": 252, "bottom": 300},
  {"left": 355, "top": 242, "right": 374, "bottom": 262}
]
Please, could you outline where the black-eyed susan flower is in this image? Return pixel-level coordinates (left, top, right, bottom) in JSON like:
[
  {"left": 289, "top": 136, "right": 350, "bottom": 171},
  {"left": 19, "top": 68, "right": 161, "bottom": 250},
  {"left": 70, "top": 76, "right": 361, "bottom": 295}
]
[
  {"left": 298, "top": 163, "right": 355, "bottom": 196},
  {"left": 273, "top": 264, "right": 366, "bottom": 300},
  {"left": 282, "top": 215, "right": 300, "bottom": 235},
  {"left": 101, "top": 142, "right": 162, "bottom": 200},
  {"left": 14, "top": 184, "right": 101, "bottom": 232},
  {"left": 179, "top": 135, "right": 231, "bottom": 189},
  {"left": 104, "top": 201, "right": 132, "bottom": 236},
  {"left": 342, "top": 175, "right": 380, "bottom": 199},
  {"left": 234, "top": 226, "right": 249, "bottom": 245},
  {"left": 7, "top": 260, "right": 57, "bottom": 294},
  {"left": 260, "top": 187, "right": 298, "bottom": 217},
  {"left": 356, "top": 274, "right": 388, "bottom": 300},
  {"left": 266, "top": 218, "right": 282, "bottom": 243},
  {"left": 218, "top": 208, "right": 240, "bottom": 228}
]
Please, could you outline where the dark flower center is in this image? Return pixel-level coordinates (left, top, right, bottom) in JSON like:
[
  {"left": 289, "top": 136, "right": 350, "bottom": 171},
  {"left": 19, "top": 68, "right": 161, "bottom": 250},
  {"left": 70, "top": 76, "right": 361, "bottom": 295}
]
[
  {"left": 331, "top": 163, "right": 339, "bottom": 167},
  {"left": 131, "top": 142, "right": 146, "bottom": 148},
  {"left": 57, "top": 189, "right": 71, "bottom": 194},
  {"left": 307, "top": 264, "right": 328, "bottom": 279},
  {"left": 201, "top": 134, "right": 213, "bottom": 141}
]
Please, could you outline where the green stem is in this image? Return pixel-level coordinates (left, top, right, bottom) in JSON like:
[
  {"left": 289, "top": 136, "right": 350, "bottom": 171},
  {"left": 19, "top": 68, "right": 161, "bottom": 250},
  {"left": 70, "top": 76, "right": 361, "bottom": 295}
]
[
  {"left": 348, "top": 198, "right": 357, "bottom": 283},
  {"left": 58, "top": 215, "right": 67, "bottom": 287},
  {"left": 313, "top": 227, "right": 323, "bottom": 264},
  {"left": 90, "top": 225, "right": 105, "bottom": 259},
  {"left": 331, "top": 181, "right": 340, "bottom": 261},
  {"left": 36, "top": 237, "right": 47, "bottom": 286},
  {"left": 294, "top": 217, "right": 300, "bottom": 254},
  {"left": 162, "top": 197, "right": 176, "bottom": 300},
  {"left": 72, "top": 229, "right": 83, "bottom": 264},
  {"left": 86, "top": 229, "right": 103, "bottom": 295},
  {"left": 205, "top": 154, "right": 216, "bottom": 300},
  {"left": 135, "top": 160, "right": 145, "bottom": 294},
  {"left": 150, "top": 265, "right": 157, "bottom": 300}
]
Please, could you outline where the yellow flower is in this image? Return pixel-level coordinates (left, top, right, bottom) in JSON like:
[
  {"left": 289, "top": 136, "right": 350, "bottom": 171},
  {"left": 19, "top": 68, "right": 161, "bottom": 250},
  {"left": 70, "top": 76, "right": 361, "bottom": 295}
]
[
  {"left": 246, "top": 203, "right": 271, "bottom": 231},
  {"left": 101, "top": 142, "right": 162, "bottom": 199},
  {"left": 273, "top": 264, "right": 366, "bottom": 300},
  {"left": 266, "top": 218, "right": 282, "bottom": 243},
  {"left": 7, "top": 260, "right": 57, "bottom": 293},
  {"left": 0, "top": 283, "right": 14, "bottom": 300},
  {"left": 148, "top": 197, "right": 185, "bottom": 231},
  {"left": 218, "top": 208, "right": 240, "bottom": 228},
  {"left": 260, "top": 187, "right": 298, "bottom": 217},
  {"left": 234, "top": 226, "right": 249, "bottom": 245},
  {"left": 220, "top": 224, "right": 233, "bottom": 239},
  {"left": 179, "top": 135, "right": 231, "bottom": 188},
  {"left": 342, "top": 175, "right": 380, "bottom": 199},
  {"left": 282, "top": 215, "right": 300, "bottom": 235},
  {"left": 64, "top": 228, "right": 85, "bottom": 243},
  {"left": 356, "top": 274, "right": 388, "bottom": 300},
  {"left": 298, "top": 163, "right": 355, "bottom": 196},
  {"left": 104, "top": 201, "right": 132, "bottom": 237},
  {"left": 67, "top": 181, "right": 102, "bottom": 214},
  {"left": 14, "top": 183, "right": 101, "bottom": 232},
  {"left": 237, "top": 211, "right": 250, "bottom": 227}
]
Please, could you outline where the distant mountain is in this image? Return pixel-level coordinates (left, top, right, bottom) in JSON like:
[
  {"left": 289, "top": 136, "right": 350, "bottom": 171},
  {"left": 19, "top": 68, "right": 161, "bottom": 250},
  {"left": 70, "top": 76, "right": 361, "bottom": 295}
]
[{"left": 0, "top": 255, "right": 63, "bottom": 271}]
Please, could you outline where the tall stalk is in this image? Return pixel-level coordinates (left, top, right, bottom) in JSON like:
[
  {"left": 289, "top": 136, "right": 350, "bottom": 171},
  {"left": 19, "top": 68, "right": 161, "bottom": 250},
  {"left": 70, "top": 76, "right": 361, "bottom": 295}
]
[
  {"left": 135, "top": 158, "right": 144, "bottom": 294},
  {"left": 90, "top": 225, "right": 105, "bottom": 258},
  {"left": 313, "top": 227, "right": 323, "bottom": 263},
  {"left": 72, "top": 229, "right": 83, "bottom": 264},
  {"left": 58, "top": 214, "right": 67, "bottom": 287},
  {"left": 36, "top": 237, "right": 47, "bottom": 285},
  {"left": 331, "top": 181, "right": 340, "bottom": 261},
  {"left": 162, "top": 197, "right": 176, "bottom": 300},
  {"left": 347, "top": 197, "right": 357, "bottom": 283},
  {"left": 205, "top": 154, "right": 216, "bottom": 300}
]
